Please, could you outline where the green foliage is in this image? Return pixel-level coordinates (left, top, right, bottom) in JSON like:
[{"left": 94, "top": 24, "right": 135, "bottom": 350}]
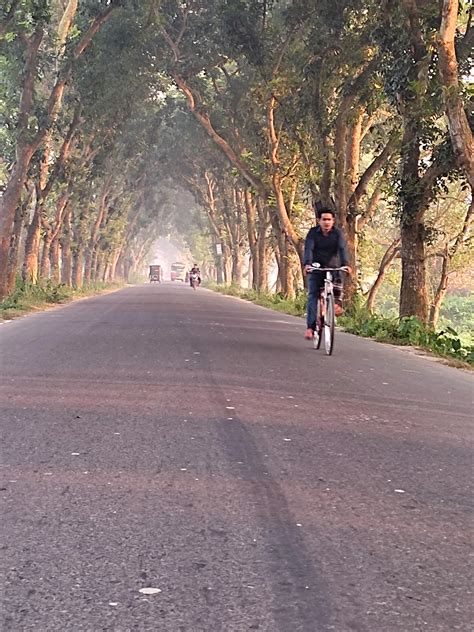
[
  {"left": 438, "top": 294, "right": 474, "bottom": 345},
  {"left": 340, "top": 307, "right": 473, "bottom": 365}
]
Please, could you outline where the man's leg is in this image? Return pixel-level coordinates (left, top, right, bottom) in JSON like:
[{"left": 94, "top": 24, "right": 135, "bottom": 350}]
[
  {"left": 306, "top": 273, "right": 321, "bottom": 338},
  {"left": 327, "top": 256, "right": 344, "bottom": 316},
  {"left": 333, "top": 271, "right": 344, "bottom": 315}
]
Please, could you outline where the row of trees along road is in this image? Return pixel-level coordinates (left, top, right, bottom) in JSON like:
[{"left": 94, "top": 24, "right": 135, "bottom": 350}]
[{"left": 0, "top": 0, "right": 472, "bottom": 326}]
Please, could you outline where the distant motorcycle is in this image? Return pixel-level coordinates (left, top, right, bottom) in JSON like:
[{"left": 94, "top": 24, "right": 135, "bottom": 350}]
[{"left": 190, "top": 272, "right": 200, "bottom": 289}]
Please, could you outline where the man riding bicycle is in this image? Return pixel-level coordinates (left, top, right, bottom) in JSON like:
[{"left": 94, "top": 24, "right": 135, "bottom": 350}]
[{"left": 303, "top": 208, "right": 351, "bottom": 340}]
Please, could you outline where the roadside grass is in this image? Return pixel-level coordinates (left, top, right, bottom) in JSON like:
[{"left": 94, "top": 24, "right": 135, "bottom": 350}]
[
  {"left": 0, "top": 278, "right": 125, "bottom": 321},
  {"left": 206, "top": 282, "right": 474, "bottom": 367},
  {"left": 208, "top": 282, "right": 308, "bottom": 316}
]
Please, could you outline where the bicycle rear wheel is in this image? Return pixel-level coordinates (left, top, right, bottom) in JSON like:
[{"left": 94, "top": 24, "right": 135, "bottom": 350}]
[{"left": 324, "top": 293, "right": 335, "bottom": 355}]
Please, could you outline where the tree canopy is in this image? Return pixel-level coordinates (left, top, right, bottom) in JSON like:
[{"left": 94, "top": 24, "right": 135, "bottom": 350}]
[{"left": 0, "top": 0, "right": 472, "bottom": 327}]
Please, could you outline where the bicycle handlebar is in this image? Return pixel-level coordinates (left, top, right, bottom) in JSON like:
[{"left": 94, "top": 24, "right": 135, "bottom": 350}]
[{"left": 306, "top": 264, "right": 350, "bottom": 273}]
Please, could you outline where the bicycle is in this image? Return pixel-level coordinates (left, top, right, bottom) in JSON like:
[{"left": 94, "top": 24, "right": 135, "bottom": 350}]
[{"left": 306, "top": 263, "right": 349, "bottom": 355}]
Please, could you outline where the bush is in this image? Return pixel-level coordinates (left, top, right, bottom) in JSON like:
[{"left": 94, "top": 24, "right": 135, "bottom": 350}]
[{"left": 340, "top": 307, "right": 473, "bottom": 365}]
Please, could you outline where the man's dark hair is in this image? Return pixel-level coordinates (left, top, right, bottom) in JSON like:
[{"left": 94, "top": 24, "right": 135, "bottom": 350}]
[{"left": 317, "top": 207, "right": 336, "bottom": 219}]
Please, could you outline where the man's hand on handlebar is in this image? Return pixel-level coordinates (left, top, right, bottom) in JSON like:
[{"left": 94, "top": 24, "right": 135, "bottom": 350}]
[{"left": 305, "top": 263, "right": 352, "bottom": 275}]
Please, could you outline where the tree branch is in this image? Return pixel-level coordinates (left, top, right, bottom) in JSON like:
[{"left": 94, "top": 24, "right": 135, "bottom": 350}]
[{"left": 348, "top": 133, "right": 397, "bottom": 215}]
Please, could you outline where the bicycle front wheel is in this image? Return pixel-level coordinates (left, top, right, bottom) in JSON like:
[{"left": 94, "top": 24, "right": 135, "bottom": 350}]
[{"left": 324, "top": 293, "right": 335, "bottom": 355}]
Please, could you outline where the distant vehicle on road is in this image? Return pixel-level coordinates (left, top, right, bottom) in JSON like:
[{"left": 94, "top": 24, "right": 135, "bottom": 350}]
[
  {"left": 149, "top": 265, "right": 162, "bottom": 283},
  {"left": 170, "top": 262, "right": 186, "bottom": 282}
]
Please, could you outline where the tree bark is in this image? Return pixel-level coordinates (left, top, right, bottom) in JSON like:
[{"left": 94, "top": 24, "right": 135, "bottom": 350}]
[
  {"left": 366, "top": 238, "right": 400, "bottom": 313},
  {"left": 72, "top": 249, "right": 84, "bottom": 289},
  {"left": 429, "top": 247, "right": 450, "bottom": 327},
  {"left": 6, "top": 183, "right": 33, "bottom": 290},
  {"left": 46, "top": 191, "right": 70, "bottom": 283},
  {"left": 60, "top": 208, "right": 72, "bottom": 285},
  {"left": 346, "top": 107, "right": 364, "bottom": 196},
  {"left": 437, "top": 0, "right": 474, "bottom": 190},
  {"left": 400, "top": 220, "right": 428, "bottom": 320},
  {"left": 22, "top": 197, "right": 42, "bottom": 283},
  {"left": 109, "top": 248, "right": 121, "bottom": 281},
  {"left": 39, "top": 234, "right": 52, "bottom": 279},
  {"left": 257, "top": 199, "right": 269, "bottom": 292},
  {"left": 344, "top": 216, "right": 358, "bottom": 304},
  {"left": 49, "top": 238, "right": 61, "bottom": 284},
  {"left": 399, "top": 116, "right": 428, "bottom": 321},
  {"left": 243, "top": 189, "right": 259, "bottom": 289}
]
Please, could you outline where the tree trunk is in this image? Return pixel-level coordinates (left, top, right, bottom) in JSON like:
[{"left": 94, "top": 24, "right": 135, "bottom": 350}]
[
  {"left": 366, "top": 238, "right": 400, "bottom": 313},
  {"left": 6, "top": 186, "right": 32, "bottom": 290},
  {"left": 61, "top": 209, "right": 72, "bottom": 285},
  {"left": 270, "top": 213, "right": 293, "bottom": 297},
  {"left": 123, "top": 257, "right": 132, "bottom": 282},
  {"left": 22, "top": 202, "right": 42, "bottom": 283},
  {"left": 279, "top": 239, "right": 295, "bottom": 298},
  {"left": 334, "top": 111, "right": 348, "bottom": 215},
  {"left": 49, "top": 238, "right": 61, "bottom": 284},
  {"left": 399, "top": 115, "right": 428, "bottom": 321},
  {"left": 243, "top": 189, "right": 259, "bottom": 289},
  {"left": 257, "top": 199, "right": 269, "bottom": 292},
  {"left": 346, "top": 107, "right": 364, "bottom": 195},
  {"left": 95, "top": 254, "right": 104, "bottom": 283},
  {"left": 72, "top": 249, "right": 84, "bottom": 288},
  {"left": 400, "top": 221, "right": 428, "bottom": 320},
  {"left": 344, "top": 216, "right": 358, "bottom": 305},
  {"left": 320, "top": 137, "right": 332, "bottom": 207},
  {"left": 437, "top": 0, "right": 474, "bottom": 191},
  {"left": 215, "top": 254, "right": 224, "bottom": 284},
  {"left": 6, "top": 207, "right": 24, "bottom": 292},
  {"left": 83, "top": 249, "right": 93, "bottom": 284},
  {"left": 39, "top": 233, "right": 52, "bottom": 279},
  {"left": 429, "top": 248, "right": 450, "bottom": 327},
  {"left": 232, "top": 249, "right": 244, "bottom": 286},
  {"left": 109, "top": 248, "right": 121, "bottom": 281}
]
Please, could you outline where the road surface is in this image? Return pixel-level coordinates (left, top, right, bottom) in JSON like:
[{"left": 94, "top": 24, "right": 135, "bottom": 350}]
[{"left": 1, "top": 283, "right": 472, "bottom": 631}]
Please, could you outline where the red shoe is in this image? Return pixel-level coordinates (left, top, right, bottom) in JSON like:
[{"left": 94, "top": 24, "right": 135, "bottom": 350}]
[{"left": 304, "top": 328, "right": 314, "bottom": 340}]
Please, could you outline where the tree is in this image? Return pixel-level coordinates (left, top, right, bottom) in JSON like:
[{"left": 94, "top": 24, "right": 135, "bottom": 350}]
[{"left": 0, "top": 0, "right": 118, "bottom": 298}]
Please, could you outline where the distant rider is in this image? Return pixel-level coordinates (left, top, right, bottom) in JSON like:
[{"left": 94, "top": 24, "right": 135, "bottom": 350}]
[
  {"left": 189, "top": 264, "right": 201, "bottom": 287},
  {"left": 303, "top": 208, "right": 351, "bottom": 340}
]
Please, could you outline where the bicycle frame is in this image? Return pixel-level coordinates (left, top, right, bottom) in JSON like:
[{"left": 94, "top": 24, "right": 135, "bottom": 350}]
[{"left": 306, "top": 265, "right": 349, "bottom": 355}]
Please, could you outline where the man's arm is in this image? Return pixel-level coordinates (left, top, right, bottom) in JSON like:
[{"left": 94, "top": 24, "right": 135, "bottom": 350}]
[
  {"left": 303, "top": 228, "right": 316, "bottom": 266},
  {"left": 337, "top": 230, "right": 350, "bottom": 267}
]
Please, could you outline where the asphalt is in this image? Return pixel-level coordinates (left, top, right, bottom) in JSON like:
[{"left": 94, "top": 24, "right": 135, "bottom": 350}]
[{"left": 0, "top": 282, "right": 472, "bottom": 632}]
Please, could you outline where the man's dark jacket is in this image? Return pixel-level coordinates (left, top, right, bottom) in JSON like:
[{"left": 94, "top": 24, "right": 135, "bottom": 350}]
[{"left": 303, "top": 226, "right": 350, "bottom": 267}]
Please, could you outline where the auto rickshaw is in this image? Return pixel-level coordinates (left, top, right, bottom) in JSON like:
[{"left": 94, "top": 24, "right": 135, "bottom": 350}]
[{"left": 149, "top": 265, "right": 162, "bottom": 283}]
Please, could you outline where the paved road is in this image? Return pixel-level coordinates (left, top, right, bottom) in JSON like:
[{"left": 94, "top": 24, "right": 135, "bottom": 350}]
[{"left": 1, "top": 283, "right": 472, "bottom": 632}]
